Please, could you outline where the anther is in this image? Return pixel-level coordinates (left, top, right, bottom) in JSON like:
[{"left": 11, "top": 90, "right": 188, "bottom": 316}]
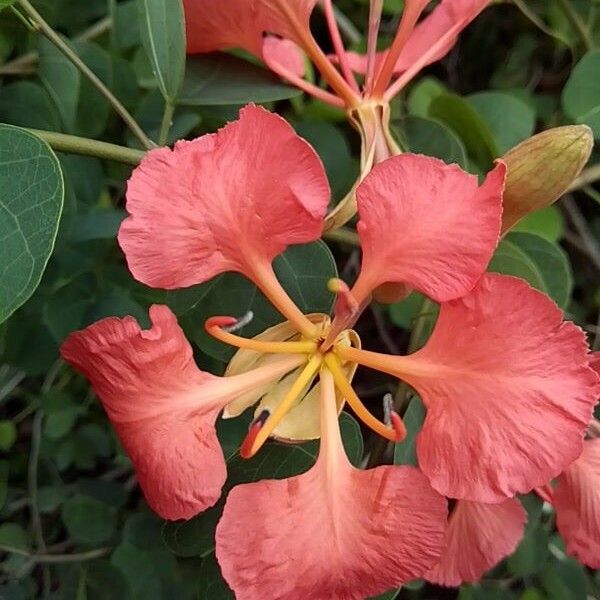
[
  {"left": 240, "top": 410, "right": 270, "bottom": 459},
  {"left": 222, "top": 310, "right": 254, "bottom": 332},
  {"left": 383, "top": 393, "right": 393, "bottom": 426},
  {"left": 383, "top": 393, "right": 406, "bottom": 441}
]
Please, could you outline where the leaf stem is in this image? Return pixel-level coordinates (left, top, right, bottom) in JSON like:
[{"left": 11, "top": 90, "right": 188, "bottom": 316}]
[
  {"left": 0, "top": 544, "right": 111, "bottom": 563},
  {"left": 15, "top": 0, "right": 154, "bottom": 149},
  {"left": 25, "top": 128, "right": 145, "bottom": 165},
  {"left": 556, "top": 0, "right": 593, "bottom": 51},
  {"left": 158, "top": 100, "right": 176, "bottom": 146},
  {"left": 568, "top": 162, "right": 600, "bottom": 191}
]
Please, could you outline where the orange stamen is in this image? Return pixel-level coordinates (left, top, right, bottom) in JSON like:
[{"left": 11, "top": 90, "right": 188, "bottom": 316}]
[
  {"left": 324, "top": 353, "right": 405, "bottom": 442},
  {"left": 243, "top": 354, "right": 323, "bottom": 458},
  {"left": 205, "top": 316, "right": 317, "bottom": 354},
  {"left": 240, "top": 410, "right": 270, "bottom": 459}
]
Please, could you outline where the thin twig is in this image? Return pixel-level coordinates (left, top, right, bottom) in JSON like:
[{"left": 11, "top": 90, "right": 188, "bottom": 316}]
[
  {"left": 556, "top": 0, "right": 593, "bottom": 51},
  {"left": 158, "top": 100, "right": 175, "bottom": 146},
  {"left": 568, "top": 163, "right": 600, "bottom": 192},
  {"left": 323, "top": 227, "right": 360, "bottom": 246},
  {"left": 26, "top": 129, "right": 145, "bottom": 165},
  {"left": 562, "top": 196, "right": 600, "bottom": 273},
  {"left": 16, "top": 0, "right": 154, "bottom": 149},
  {"left": 0, "top": 16, "right": 111, "bottom": 75},
  {"left": 0, "top": 544, "right": 111, "bottom": 563}
]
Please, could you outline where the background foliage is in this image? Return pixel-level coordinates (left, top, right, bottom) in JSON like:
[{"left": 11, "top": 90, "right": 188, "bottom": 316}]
[{"left": 0, "top": 0, "right": 599, "bottom": 598}]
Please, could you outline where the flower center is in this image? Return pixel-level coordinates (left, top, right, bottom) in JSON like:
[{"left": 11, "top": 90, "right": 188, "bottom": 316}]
[{"left": 205, "top": 306, "right": 406, "bottom": 459}]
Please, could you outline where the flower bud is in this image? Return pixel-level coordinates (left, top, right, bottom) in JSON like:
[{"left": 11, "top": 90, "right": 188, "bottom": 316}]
[{"left": 501, "top": 125, "right": 593, "bottom": 235}]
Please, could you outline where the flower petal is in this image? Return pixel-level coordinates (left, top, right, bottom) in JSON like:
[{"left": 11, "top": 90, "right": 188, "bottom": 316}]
[
  {"left": 352, "top": 154, "right": 504, "bottom": 304},
  {"left": 426, "top": 499, "right": 526, "bottom": 586},
  {"left": 184, "top": 0, "right": 316, "bottom": 59},
  {"left": 394, "top": 0, "right": 491, "bottom": 73},
  {"left": 215, "top": 370, "right": 447, "bottom": 599},
  {"left": 554, "top": 438, "right": 600, "bottom": 569},
  {"left": 118, "top": 104, "right": 330, "bottom": 290},
  {"left": 262, "top": 36, "right": 306, "bottom": 78},
  {"left": 60, "top": 305, "right": 301, "bottom": 520},
  {"left": 404, "top": 274, "right": 599, "bottom": 501},
  {"left": 330, "top": 0, "right": 490, "bottom": 75}
]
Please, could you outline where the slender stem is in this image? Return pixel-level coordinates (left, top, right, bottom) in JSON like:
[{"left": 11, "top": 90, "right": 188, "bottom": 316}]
[
  {"left": 26, "top": 129, "right": 145, "bottom": 165},
  {"left": 556, "top": 0, "right": 593, "bottom": 51},
  {"left": 0, "top": 16, "right": 111, "bottom": 75},
  {"left": 158, "top": 100, "right": 175, "bottom": 146},
  {"left": 16, "top": 0, "right": 154, "bottom": 150},
  {"left": 562, "top": 196, "right": 600, "bottom": 273},
  {"left": 0, "top": 545, "right": 111, "bottom": 563},
  {"left": 568, "top": 163, "right": 600, "bottom": 191},
  {"left": 322, "top": 0, "right": 360, "bottom": 93}
]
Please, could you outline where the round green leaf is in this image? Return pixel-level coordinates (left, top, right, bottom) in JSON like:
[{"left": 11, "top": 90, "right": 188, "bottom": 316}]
[
  {"left": 507, "top": 232, "right": 573, "bottom": 308},
  {"left": 562, "top": 50, "right": 600, "bottom": 138},
  {"left": 179, "top": 53, "right": 302, "bottom": 106},
  {"left": 0, "top": 125, "right": 64, "bottom": 324},
  {"left": 392, "top": 115, "right": 468, "bottom": 168},
  {"left": 467, "top": 91, "right": 536, "bottom": 154},
  {"left": 62, "top": 495, "right": 117, "bottom": 545},
  {"left": 488, "top": 238, "right": 546, "bottom": 294}
]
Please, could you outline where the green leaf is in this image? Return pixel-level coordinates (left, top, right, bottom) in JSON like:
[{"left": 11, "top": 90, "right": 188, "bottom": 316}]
[
  {"left": 111, "top": 543, "right": 162, "bottom": 600},
  {"left": 406, "top": 77, "right": 447, "bottom": 118},
  {"left": 0, "top": 523, "right": 29, "bottom": 552},
  {"left": 389, "top": 291, "right": 427, "bottom": 329},
  {"left": 467, "top": 91, "right": 536, "bottom": 154},
  {"left": 0, "top": 1, "right": 16, "bottom": 10},
  {"left": 198, "top": 553, "right": 233, "bottom": 599},
  {"left": 512, "top": 205, "right": 565, "bottom": 242},
  {"left": 507, "top": 524, "right": 549, "bottom": 576},
  {"left": 488, "top": 238, "right": 547, "bottom": 294},
  {"left": 179, "top": 53, "right": 302, "bottom": 106},
  {"left": 562, "top": 49, "right": 600, "bottom": 138},
  {"left": 393, "top": 115, "right": 468, "bottom": 168},
  {"left": 540, "top": 557, "right": 589, "bottom": 600},
  {"left": 0, "top": 81, "right": 61, "bottom": 131},
  {"left": 62, "top": 495, "right": 117, "bottom": 545},
  {"left": 188, "top": 241, "right": 337, "bottom": 362},
  {"left": 428, "top": 93, "right": 499, "bottom": 169},
  {"left": 393, "top": 396, "right": 426, "bottom": 467},
  {"left": 136, "top": 0, "right": 186, "bottom": 102},
  {"left": 507, "top": 232, "right": 573, "bottom": 308},
  {"left": 0, "top": 125, "right": 64, "bottom": 324}
]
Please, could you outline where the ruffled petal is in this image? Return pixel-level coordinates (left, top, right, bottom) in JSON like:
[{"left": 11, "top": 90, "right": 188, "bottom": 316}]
[
  {"left": 404, "top": 274, "right": 599, "bottom": 501},
  {"left": 60, "top": 305, "right": 301, "bottom": 520},
  {"left": 352, "top": 154, "right": 504, "bottom": 304},
  {"left": 118, "top": 104, "right": 329, "bottom": 290},
  {"left": 426, "top": 499, "right": 526, "bottom": 586},
  {"left": 184, "top": 0, "right": 316, "bottom": 59},
  {"left": 554, "top": 439, "right": 600, "bottom": 569},
  {"left": 215, "top": 370, "right": 447, "bottom": 599}
]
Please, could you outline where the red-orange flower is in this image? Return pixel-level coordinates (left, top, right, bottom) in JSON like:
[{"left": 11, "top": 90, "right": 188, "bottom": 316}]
[{"left": 61, "top": 106, "right": 600, "bottom": 596}]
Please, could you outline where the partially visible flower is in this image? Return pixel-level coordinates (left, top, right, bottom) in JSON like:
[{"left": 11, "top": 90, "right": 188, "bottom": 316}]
[
  {"left": 183, "top": 0, "right": 493, "bottom": 230},
  {"left": 553, "top": 437, "right": 600, "bottom": 569},
  {"left": 61, "top": 106, "right": 600, "bottom": 595},
  {"left": 426, "top": 499, "right": 527, "bottom": 586},
  {"left": 216, "top": 370, "right": 447, "bottom": 600},
  {"left": 60, "top": 304, "right": 303, "bottom": 520}
]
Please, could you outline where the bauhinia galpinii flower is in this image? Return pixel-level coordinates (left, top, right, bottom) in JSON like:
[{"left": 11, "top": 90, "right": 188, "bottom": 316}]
[
  {"left": 183, "top": 0, "right": 492, "bottom": 230},
  {"left": 61, "top": 106, "right": 600, "bottom": 599}
]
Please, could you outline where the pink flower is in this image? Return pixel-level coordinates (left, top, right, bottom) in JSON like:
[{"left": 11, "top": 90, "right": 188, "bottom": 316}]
[
  {"left": 183, "top": 1, "right": 494, "bottom": 231},
  {"left": 61, "top": 106, "right": 599, "bottom": 595},
  {"left": 553, "top": 437, "right": 600, "bottom": 569}
]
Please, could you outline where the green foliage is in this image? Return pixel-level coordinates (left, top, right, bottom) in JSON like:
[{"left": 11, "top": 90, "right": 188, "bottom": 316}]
[
  {"left": 0, "top": 0, "right": 598, "bottom": 598},
  {"left": 0, "top": 125, "right": 64, "bottom": 324}
]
